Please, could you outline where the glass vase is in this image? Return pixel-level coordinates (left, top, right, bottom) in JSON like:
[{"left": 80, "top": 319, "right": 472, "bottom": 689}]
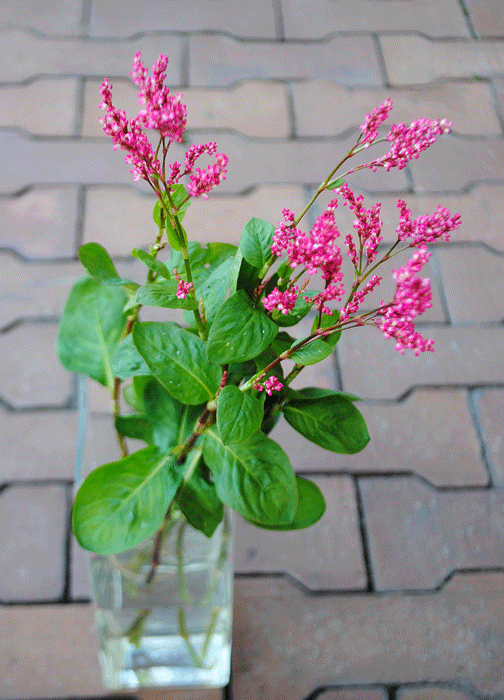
[{"left": 75, "top": 376, "right": 234, "bottom": 690}]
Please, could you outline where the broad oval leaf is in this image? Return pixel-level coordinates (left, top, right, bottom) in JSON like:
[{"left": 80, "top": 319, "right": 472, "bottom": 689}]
[
  {"left": 136, "top": 281, "right": 198, "bottom": 310},
  {"left": 132, "top": 248, "right": 171, "bottom": 280},
  {"left": 133, "top": 322, "right": 221, "bottom": 404},
  {"left": 282, "top": 391, "right": 370, "bottom": 454},
  {"left": 289, "top": 337, "right": 334, "bottom": 365},
  {"left": 247, "top": 476, "right": 326, "bottom": 530},
  {"left": 202, "top": 428, "right": 297, "bottom": 525},
  {"left": 143, "top": 379, "right": 204, "bottom": 451},
  {"left": 175, "top": 450, "right": 224, "bottom": 537},
  {"left": 115, "top": 414, "right": 154, "bottom": 443},
  {"left": 57, "top": 276, "right": 128, "bottom": 387},
  {"left": 72, "top": 446, "right": 183, "bottom": 554},
  {"left": 239, "top": 217, "right": 275, "bottom": 269},
  {"left": 111, "top": 334, "right": 151, "bottom": 379},
  {"left": 206, "top": 290, "right": 278, "bottom": 364},
  {"left": 78, "top": 242, "right": 132, "bottom": 285},
  {"left": 217, "top": 385, "right": 263, "bottom": 444}
]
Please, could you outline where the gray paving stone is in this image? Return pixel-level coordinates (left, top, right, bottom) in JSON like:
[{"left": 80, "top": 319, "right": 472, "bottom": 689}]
[
  {"left": 90, "top": 0, "right": 277, "bottom": 38},
  {"left": 0, "top": 322, "right": 72, "bottom": 408},
  {"left": 235, "top": 475, "right": 367, "bottom": 591},
  {"left": 1, "top": 409, "right": 78, "bottom": 480},
  {"left": 397, "top": 688, "right": 472, "bottom": 700},
  {"left": 453, "top": 0, "right": 504, "bottom": 38},
  {"left": 232, "top": 573, "right": 504, "bottom": 698},
  {"left": 381, "top": 35, "right": 504, "bottom": 85},
  {"left": 360, "top": 476, "right": 504, "bottom": 590},
  {"left": 0, "top": 79, "right": 79, "bottom": 136},
  {"left": 189, "top": 34, "right": 383, "bottom": 87},
  {"left": 0, "top": 30, "right": 183, "bottom": 82},
  {"left": 0, "top": 186, "right": 79, "bottom": 258},
  {"left": 475, "top": 388, "right": 504, "bottom": 486},
  {"left": 337, "top": 324, "right": 504, "bottom": 400},
  {"left": 0, "top": 0, "right": 83, "bottom": 35},
  {"left": 0, "top": 484, "right": 67, "bottom": 602},
  {"left": 282, "top": 0, "right": 469, "bottom": 38},
  {"left": 270, "top": 389, "right": 488, "bottom": 488}
]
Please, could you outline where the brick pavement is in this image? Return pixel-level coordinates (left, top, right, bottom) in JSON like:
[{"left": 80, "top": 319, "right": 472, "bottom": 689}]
[{"left": 1, "top": 1, "right": 504, "bottom": 699}]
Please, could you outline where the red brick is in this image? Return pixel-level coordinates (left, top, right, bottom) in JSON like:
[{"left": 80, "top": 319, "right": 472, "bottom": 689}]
[
  {"left": 282, "top": 0, "right": 469, "bottom": 38},
  {"left": 381, "top": 35, "right": 504, "bottom": 85},
  {"left": 337, "top": 324, "right": 504, "bottom": 400},
  {"left": 464, "top": 0, "right": 504, "bottom": 37},
  {"left": 90, "top": 0, "right": 277, "bottom": 38},
  {"left": 291, "top": 81, "right": 500, "bottom": 137},
  {"left": 235, "top": 475, "right": 366, "bottom": 591},
  {"left": 232, "top": 573, "right": 504, "bottom": 698},
  {"left": 475, "top": 388, "right": 504, "bottom": 486},
  {"left": 270, "top": 389, "right": 487, "bottom": 487},
  {"left": 0, "top": 187, "right": 78, "bottom": 258},
  {"left": 0, "top": 484, "right": 67, "bottom": 602},
  {"left": 189, "top": 34, "right": 383, "bottom": 87},
  {"left": 0, "top": 322, "right": 72, "bottom": 408},
  {"left": 360, "top": 476, "right": 504, "bottom": 590},
  {"left": 436, "top": 246, "right": 504, "bottom": 323}
]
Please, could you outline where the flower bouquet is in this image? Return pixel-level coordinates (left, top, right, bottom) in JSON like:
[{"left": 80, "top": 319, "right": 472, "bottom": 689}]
[{"left": 57, "top": 52, "right": 461, "bottom": 689}]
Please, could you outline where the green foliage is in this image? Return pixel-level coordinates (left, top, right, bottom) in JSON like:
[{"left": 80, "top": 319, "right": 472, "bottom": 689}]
[
  {"left": 131, "top": 248, "right": 172, "bottom": 280},
  {"left": 112, "top": 334, "right": 151, "bottom": 379},
  {"left": 175, "top": 451, "right": 224, "bottom": 537},
  {"left": 136, "top": 281, "right": 198, "bottom": 310},
  {"left": 217, "top": 385, "right": 263, "bottom": 444},
  {"left": 78, "top": 242, "right": 133, "bottom": 286},
  {"left": 202, "top": 428, "right": 297, "bottom": 525},
  {"left": 282, "top": 388, "right": 370, "bottom": 454},
  {"left": 239, "top": 217, "right": 275, "bottom": 269},
  {"left": 248, "top": 476, "right": 326, "bottom": 530},
  {"left": 57, "top": 276, "right": 128, "bottom": 388}
]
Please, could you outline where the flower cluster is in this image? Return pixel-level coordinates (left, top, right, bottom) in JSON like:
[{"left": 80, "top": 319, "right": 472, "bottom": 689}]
[
  {"left": 396, "top": 199, "right": 461, "bottom": 245},
  {"left": 262, "top": 286, "right": 299, "bottom": 315},
  {"left": 173, "top": 269, "right": 194, "bottom": 300},
  {"left": 359, "top": 98, "right": 393, "bottom": 147},
  {"left": 99, "top": 53, "right": 228, "bottom": 199},
  {"left": 253, "top": 375, "right": 284, "bottom": 396},
  {"left": 338, "top": 183, "right": 383, "bottom": 267}
]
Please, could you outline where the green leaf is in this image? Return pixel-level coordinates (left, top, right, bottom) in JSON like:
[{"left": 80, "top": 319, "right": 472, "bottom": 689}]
[
  {"left": 197, "top": 256, "right": 236, "bottom": 324},
  {"left": 123, "top": 375, "right": 152, "bottom": 412},
  {"left": 289, "top": 337, "right": 334, "bottom": 365},
  {"left": 326, "top": 177, "right": 345, "bottom": 190},
  {"left": 282, "top": 391, "right": 370, "bottom": 454},
  {"left": 142, "top": 379, "right": 204, "bottom": 451},
  {"left": 133, "top": 322, "right": 221, "bottom": 404},
  {"left": 217, "top": 385, "right": 263, "bottom": 444},
  {"left": 72, "top": 446, "right": 183, "bottom": 554},
  {"left": 57, "top": 276, "right": 128, "bottom": 388},
  {"left": 202, "top": 428, "right": 297, "bottom": 525},
  {"left": 115, "top": 414, "right": 154, "bottom": 443},
  {"left": 239, "top": 217, "right": 275, "bottom": 269},
  {"left": 153, "top": 185, "right": 191, "bottom": 228},
  {"left": 135, "top": 281, "right": 198, "bottom": 310},
  {"left": 175, "top": 451, "right": 224, "bottom": 537},
  {"left": 311, "top": 310, "right": 341, "bottom": 347},
  {"left": 78, "top": 242, "right": 133, "bottom": 286},
  {"left": 248, "top": 476, "right": 326, "bottom": 530},
  {"left": 111, "top": 334, "right": 151, "bottom": 379},
  {"left": 274, "top": 291, "right": 313, "bottom": 327},
  {"left": 132, "top": 249, "right": 171, "bottom": 280},
  {"left": 206, "top": 290, "right": 278, "bottom": 364}
]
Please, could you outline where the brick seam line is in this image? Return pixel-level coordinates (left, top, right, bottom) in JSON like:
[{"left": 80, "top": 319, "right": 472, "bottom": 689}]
[
  {"left": 468, "top": 388, "right": 497, "bottom": 487},
  {"left": 457, "top": 0, "right": 479, "bottom": 39},
  {"left": 354, "top": 474, "right": 375, "bottom": 593}
]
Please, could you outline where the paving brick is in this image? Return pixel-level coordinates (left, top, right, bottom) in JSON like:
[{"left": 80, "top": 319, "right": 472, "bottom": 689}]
[
  {"left": 436, "top": 246, "right": 504, "bottom": 323},
  {"left": 270, "top": 389, "right": 488, "bottom": 487},
  {"left": 235, "top": 475, "right": 367, "bottom": 591},
  {"left": 189, "top": 34, "right": 383, "bottom": 87},
  {"left": 337, "top": 324, "right": 504, "bottom": 400},
  {"left": 0, "top": 322, "right": 72, "bottom": 408},
  {"left": 282, "top": 0, "right": 469, "bottom": 38},
  {"left": 397, "top": 688, "right": 471, "bottom": 700},
  {"left": 360, "top": 476, "right": 504, "bottom": 590},
  {"left": 1, "top": 409, "right": 78, "bottom": 480},
  {"left": 90, "top": 0, "right": 277, "bottom": 38},
  {"left": 70, "top": 534, "right": 91, "bottom": 600},
  {"left": 83, "top": 79, "right": 291, "bottom": 138},
  {"left": 1, "top": 253, "right": 81, "bottom": 328},
  {"left": 0, "top": 130, "right": 407, "bottom": 194},
  {"left": 0, "top": 30, "right": 183, "bottom": 82},
  {"left": 138, "top": 689, "right": 223, "bottom": 700},
  {"left": 232, "top": 573, "right": 504, "bottom": 698},
  {"left": 475, "top": 388, "right": 504, "bottom": 486},
  {"left": 491, "top": 75, "right": 504, "bottom": 127},
  {"left": 381, "top": 35, "right": 504, "bottom": 85},
  {"left": 0, "top": 484, "right": 67, "bottom": 602},
  {"left": 464, "top": 0, "right": 504, "bottom": 38},
  {"left": 0, "top": 0, "right": 83, "bottom": 35},
  {"left": 0, "top": 186, "right": 79, "bottom": 258},
  {"left": 291, "top": 81, "right": 501, "bottom": 137},
  {"left": 316, "top": 691, "right": 387, "bottom": 700},
  {"left": 408, "top": 135, "right": 504, "bottom": 193},
  {"left": 0, "top": 79, "right": 79, "bottom": 136}
]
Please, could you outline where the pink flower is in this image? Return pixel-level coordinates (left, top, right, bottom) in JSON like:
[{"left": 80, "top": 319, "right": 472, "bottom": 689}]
[
  {"left": 130, "top": 52, "right": 187, "bottom": 143},
  {"left": 366, "top": 118, "right": 452, "bottom": 172},
  {"left": 338, "top": 183, "right": 383, "bottom": 266},
  {"left": 339, "top": 275, "right": 382, "bottom": 321},
  {"left": 253, "top": 375, "right": 284, "bottom": 396},
  {"left": 396, "top": 199, "right": 461, "bottom": 245},
  {"left": 376, "top": 246, "right": 434, "bottom": 355},
  {"left": 187, "top": 152, "right": 229, "bottom": 199},
  {"left": 360, "top": 98, "right": 393, "bottom": 146},
  {"left": 173, "top": 269, "right": 194, "bottom": 299},
  {"left": 305, "top": 283, "right": 345, "bottom": 316},
  {"left": 262, "top": 286, "right": 299, "bottom": 315}
]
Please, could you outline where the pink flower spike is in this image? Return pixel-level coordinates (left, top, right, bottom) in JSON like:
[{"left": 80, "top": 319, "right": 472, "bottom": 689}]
[
  {"left": 262, "top": 286, "right": 299, "bottom": 315},
  {"left": 173, "top": 268, "right": 194, "bottom": 300},
  {"left": 263, "top": 376, "right": 284, "bottom": 396},
  {"left": 187, "top": 152, "right": 228, "bottom": 199},
  {"left": 360, "top": 98, "right": 393, "bottom": 146},
  {"left": 396, "top": 199, "right": 461, "bottom": 246}
]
